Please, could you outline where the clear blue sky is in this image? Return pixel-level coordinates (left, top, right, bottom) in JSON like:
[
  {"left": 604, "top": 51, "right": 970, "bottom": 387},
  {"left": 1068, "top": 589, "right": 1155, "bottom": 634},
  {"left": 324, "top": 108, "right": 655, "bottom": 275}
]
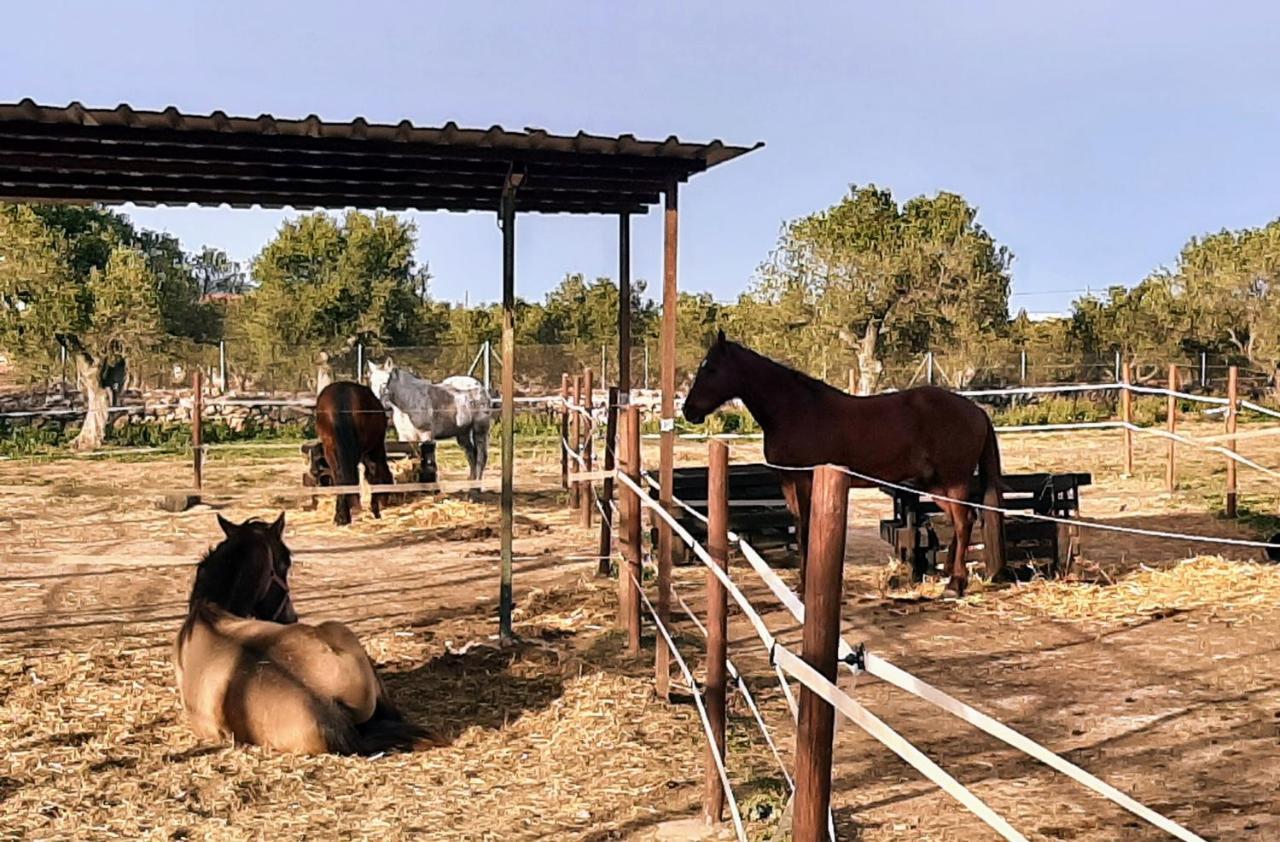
[{"left": 5, "top": 2, "right": 1279, "bottom": 314}]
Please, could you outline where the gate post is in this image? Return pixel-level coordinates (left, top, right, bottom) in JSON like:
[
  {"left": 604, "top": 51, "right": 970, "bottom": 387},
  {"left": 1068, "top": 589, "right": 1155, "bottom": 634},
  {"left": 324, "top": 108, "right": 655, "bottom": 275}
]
[
  {"left": 793, "top": 465, "right": 851, "bottom": 842},
  {"left": 598, "top": 386, "right": 620, "bottom": 576},
  {"left": 560, "top": 374, "right": 570, "bottom": 492},
  {"left": 581, "top": 367, "right": 595, "bottom": 528},
  {"left": 1226, "top": 366, "right": 1238, "bottom": 518},
  {"left": 1122, "top": 363, "right": 1134, "bottom": 477},
  {"left": 703, "top": 439, "right": 730, "bottom": 824},
  {"left": 620, "top": 405, "right": 643, "bottom": 653},
  {"left": 1166, "top": 364, "right": 1178, "bottom": 493}
]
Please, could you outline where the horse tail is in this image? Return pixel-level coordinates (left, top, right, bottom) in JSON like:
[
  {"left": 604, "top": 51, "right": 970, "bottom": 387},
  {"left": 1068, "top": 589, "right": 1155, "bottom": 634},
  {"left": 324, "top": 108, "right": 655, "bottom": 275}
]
[
  {"left": 332, "top": 390, "right": 361, "bottom": 489},
  {"left": 978, "top": 420, "right": 1007, "bottom": 578}
]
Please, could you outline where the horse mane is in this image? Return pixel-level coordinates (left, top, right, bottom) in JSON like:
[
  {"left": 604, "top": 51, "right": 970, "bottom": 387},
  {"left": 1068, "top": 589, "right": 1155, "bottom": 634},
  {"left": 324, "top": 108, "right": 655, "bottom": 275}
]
[{"left": 727, "top": 341, "right": 844, "bottom": 398}]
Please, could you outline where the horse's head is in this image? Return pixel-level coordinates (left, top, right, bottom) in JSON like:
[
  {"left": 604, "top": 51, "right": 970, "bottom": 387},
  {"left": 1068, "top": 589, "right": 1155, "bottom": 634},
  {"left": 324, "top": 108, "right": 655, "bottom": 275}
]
[
  {"left": 190, "top": 513, "right": 297, "bottom": 623},
  {"left": 683, "top": 330, "right": 739, "bottom": 424},
  {"left": 368, "top": 358, "right": 395, "bottom": 406}
]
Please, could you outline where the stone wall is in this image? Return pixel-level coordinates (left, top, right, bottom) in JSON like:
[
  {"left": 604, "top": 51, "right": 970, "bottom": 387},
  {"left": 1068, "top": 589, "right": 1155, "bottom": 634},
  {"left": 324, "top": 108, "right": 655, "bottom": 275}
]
[{"left": 0, "top": 396, "right": 316, "bottom": 438}]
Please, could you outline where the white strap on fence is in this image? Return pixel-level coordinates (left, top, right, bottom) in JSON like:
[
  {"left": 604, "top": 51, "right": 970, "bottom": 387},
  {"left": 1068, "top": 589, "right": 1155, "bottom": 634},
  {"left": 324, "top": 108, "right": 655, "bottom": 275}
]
[
  {"left": 772, "top": 647, "right": 1027, "bottom": 842},
  {"left": 633, "top": 576, "right": 748, "bottom": 842},
  {"left": 1123, "top": 384, "right": 1230, "bottom": 405},
  {"left": 1123, "top": 422, "right": 1280, "bottom": 479},
  {"left": 0, "top": 470, "right": 618, "bottom": 501},
  {"left": 959, "top": 382, "right": 1123, "bottom": 398},
  {"left": 673, "top": 590, "right": 795, "bottom": 792},
  {"left": 863, "top": 654, "right": 1206, "bottom": 842},
  {"left": 1240, "top": 399, "right": 1280, "bottom": 420},
  {"left": 671, "top": 455, "right": 1210, "bottom": 839}
]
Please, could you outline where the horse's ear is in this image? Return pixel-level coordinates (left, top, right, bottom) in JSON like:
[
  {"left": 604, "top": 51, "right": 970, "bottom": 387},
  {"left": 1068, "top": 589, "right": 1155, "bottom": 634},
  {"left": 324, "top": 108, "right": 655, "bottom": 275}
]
[
  {"left": 216, "top": 514, "right": 237, "bottom": 538},
  {"left": 268, "top": 512, "right": 286, "bottom": 541},
  {"left": 716, "top": 329, "right": 726, "bottom": 347}
]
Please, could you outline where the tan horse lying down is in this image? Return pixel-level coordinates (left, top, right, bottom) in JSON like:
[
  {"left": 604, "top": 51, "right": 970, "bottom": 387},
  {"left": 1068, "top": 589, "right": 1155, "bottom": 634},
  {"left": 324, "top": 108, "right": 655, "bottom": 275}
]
[{"left": 174, "top": 514, "right": 429, "bottom": 754}]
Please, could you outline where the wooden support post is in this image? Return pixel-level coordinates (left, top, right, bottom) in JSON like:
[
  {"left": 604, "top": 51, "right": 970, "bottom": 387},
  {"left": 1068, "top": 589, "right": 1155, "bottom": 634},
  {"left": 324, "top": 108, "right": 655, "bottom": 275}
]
[
  {"left": 598, "top": 386, "right": 620, "bottom": 576},
  {"left": 192, "top": 370, "right": 204, "bottom": 494},
  {"left": 581, "top": 367, "right": 595, "bottom": 528},
  {"left": 656, "top": 178, "right": 679, "bottom": 699},
  {"left": 1166, "top": 363, "right": 1178, "bottom": 493},
  {"left": 570, "top": 374, "right": 583, "bottom": 510},
  {"left": 793, "top": 465, "right": 851, "bottom": 842},
  {"left": 560, "top": 374, "right": 570, "bottom": 491},
  {"left": 703, "top": 439, "right": 730, "bottom": 825},
  {"left": 1122, "top": 363, "right": 1134, "bottom": 477},
  {"left": 618, "top": 213, "right": 632, "bottom": 400},
  {"left": 847, "top": 367, "right": 855, "bottom": 394},
  {"left": 498, "top": 183, "right": 517, "bottom": 643},
  {"left": 1226, "top": 365, "right": 1239, "bottom": 518},
  {"left": 622, "top": 405, "right": 643, "bottom": 653}
]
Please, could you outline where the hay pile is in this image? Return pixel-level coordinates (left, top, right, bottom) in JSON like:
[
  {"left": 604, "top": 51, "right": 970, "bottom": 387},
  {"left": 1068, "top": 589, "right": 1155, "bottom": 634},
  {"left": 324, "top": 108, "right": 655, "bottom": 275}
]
[
  {"left": 959, "top": 556, "right": 1280, "bottom": 626},
  {"left": 0, "top": 576, "right": 784, "bottom": 840}
]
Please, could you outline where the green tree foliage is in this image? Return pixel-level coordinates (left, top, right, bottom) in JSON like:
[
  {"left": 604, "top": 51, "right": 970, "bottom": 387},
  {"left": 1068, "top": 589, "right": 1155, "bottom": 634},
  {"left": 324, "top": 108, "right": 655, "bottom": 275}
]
[
  {"left": 733, "top": 185, "right": 1011, "bottom": 391},
  {"left": 0, "top": 204, "right": 183, "bottom": 448},
  {"left": 230, "top": 211, "right": 446, "bottom": 367}
]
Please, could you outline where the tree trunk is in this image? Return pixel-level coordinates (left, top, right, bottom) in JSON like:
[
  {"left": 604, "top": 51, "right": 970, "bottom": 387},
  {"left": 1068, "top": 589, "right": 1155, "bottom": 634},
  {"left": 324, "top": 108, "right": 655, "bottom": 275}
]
[
  {"left": 855, "top": 320, "right": 882, "bottom": 395},
  {"left": 72, "top": 353, "right": 111, "bottom": 452}
]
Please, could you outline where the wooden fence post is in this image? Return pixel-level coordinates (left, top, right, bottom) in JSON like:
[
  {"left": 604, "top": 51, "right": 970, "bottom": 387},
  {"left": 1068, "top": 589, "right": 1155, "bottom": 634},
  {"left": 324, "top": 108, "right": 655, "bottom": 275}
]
[
  {"left": 847, "top": 367, "right": 856, "bottom": 394},
  {"left": 570, "top": 374, "right": 582, "bottom": 510},
  {"left": 598, "top": 386, "right": 620, "bottom": 575},
  {"left": 192, "top": 370, "right": 204, "bottom": 497},
  {"left": 1166, "top": 364, "right": 1178, "bottom": 493},
  {"left": 1226, "top": 365, "right": 1238, "bottom": 518},
  {"left": 621, "top": 405, "right": 643, "bottom": 653},
  {"left": 1122, "top": 363, "right": 1134, "bottom": 477},
  {"left": 793, "top": 465, "right": 851, "bottom": 842},
  {"left": 581, "top": 367, "right": 595, "bottom": 528},
  {"left": 703, "top": 439, "right": 730, "bottom": 825},
  {"left": 560, "top": 374, "right": 570, "bottom": 491}
]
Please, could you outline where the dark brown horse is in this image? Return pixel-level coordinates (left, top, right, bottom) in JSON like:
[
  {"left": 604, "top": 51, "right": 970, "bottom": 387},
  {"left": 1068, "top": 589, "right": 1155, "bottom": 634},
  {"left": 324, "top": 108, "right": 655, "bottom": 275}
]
[
  {"left": 315, "top": 381, "right": 394, "bottom": 526},
  {"left": 683, "top": 332, "right": 1006, "bottom": 598},
  {"left": 174, "top": 513, "right": 429, "bottom": 754}
]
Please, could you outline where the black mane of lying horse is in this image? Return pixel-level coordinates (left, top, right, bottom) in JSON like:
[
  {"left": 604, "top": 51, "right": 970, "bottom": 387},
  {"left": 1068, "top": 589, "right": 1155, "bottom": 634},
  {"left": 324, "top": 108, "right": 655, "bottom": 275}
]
[{"left": 185, "top": 513, "right": 296, "bottom": 622}]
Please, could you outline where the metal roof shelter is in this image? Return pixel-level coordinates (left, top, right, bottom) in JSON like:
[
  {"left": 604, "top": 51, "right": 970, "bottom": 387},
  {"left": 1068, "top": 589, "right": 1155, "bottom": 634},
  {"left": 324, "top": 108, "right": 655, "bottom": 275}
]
[{"left": 0, "top": 100, "right": 761, "bottom": 643}]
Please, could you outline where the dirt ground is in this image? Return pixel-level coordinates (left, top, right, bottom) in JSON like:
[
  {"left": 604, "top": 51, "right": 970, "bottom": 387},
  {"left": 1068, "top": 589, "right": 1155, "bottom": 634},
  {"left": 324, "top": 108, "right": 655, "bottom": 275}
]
[{"left": 1, "top": 422, "right": 1279, "bottom": 840}]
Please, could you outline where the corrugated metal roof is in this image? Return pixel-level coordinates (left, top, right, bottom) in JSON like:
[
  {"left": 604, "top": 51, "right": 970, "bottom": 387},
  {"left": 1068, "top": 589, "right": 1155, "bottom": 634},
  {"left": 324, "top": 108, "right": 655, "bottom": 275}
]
[{"left": 0, "top": 100, "right": 762, "bottom": 214}]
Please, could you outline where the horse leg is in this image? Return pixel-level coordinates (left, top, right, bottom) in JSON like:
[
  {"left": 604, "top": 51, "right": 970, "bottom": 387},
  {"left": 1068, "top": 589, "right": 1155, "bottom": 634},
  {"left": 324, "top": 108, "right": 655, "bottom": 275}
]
[
  {"left": 322, "top": 440, "right": 352, "bottom": 526},
  {"left": 363, "top": 443, "right": 394, "bottom": 519},
  {"left": 941, "top": 494, "right": 975, "bottom": 599},
  {"left": 473, "top": 424, "right": 489, "bottom": 481}
]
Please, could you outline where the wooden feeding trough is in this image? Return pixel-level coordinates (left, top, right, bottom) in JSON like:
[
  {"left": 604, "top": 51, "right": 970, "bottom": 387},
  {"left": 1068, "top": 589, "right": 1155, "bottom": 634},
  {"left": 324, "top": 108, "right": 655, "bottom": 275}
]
[
  {"left": 879, "top": 471, "right": 1092, "bottom": 581},
  {"left": 650, "top": 463, "right": 796, "bottom": 563},
  {"left": 300, "top": 440, "right": 438, "bottom": 507}
]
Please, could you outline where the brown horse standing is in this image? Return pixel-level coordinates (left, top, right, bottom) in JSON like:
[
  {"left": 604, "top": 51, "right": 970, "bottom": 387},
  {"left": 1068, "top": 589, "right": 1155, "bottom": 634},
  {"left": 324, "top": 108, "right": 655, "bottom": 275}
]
[
  {"left": 315, "top": 381, "right": 394, "bottom": 526},
  {"left": 683, "top": 332, "right": 1006, "bottom": 598},
  {"left": 174, "top": 513, "right": 429, "bottom": 754}
]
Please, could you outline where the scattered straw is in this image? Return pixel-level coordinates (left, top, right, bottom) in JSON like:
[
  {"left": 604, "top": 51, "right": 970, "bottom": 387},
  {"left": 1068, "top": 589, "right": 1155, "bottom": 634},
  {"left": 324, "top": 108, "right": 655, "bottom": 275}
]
[{"left": 959, "top": 556, "right": 1280, "bottom": 627}]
